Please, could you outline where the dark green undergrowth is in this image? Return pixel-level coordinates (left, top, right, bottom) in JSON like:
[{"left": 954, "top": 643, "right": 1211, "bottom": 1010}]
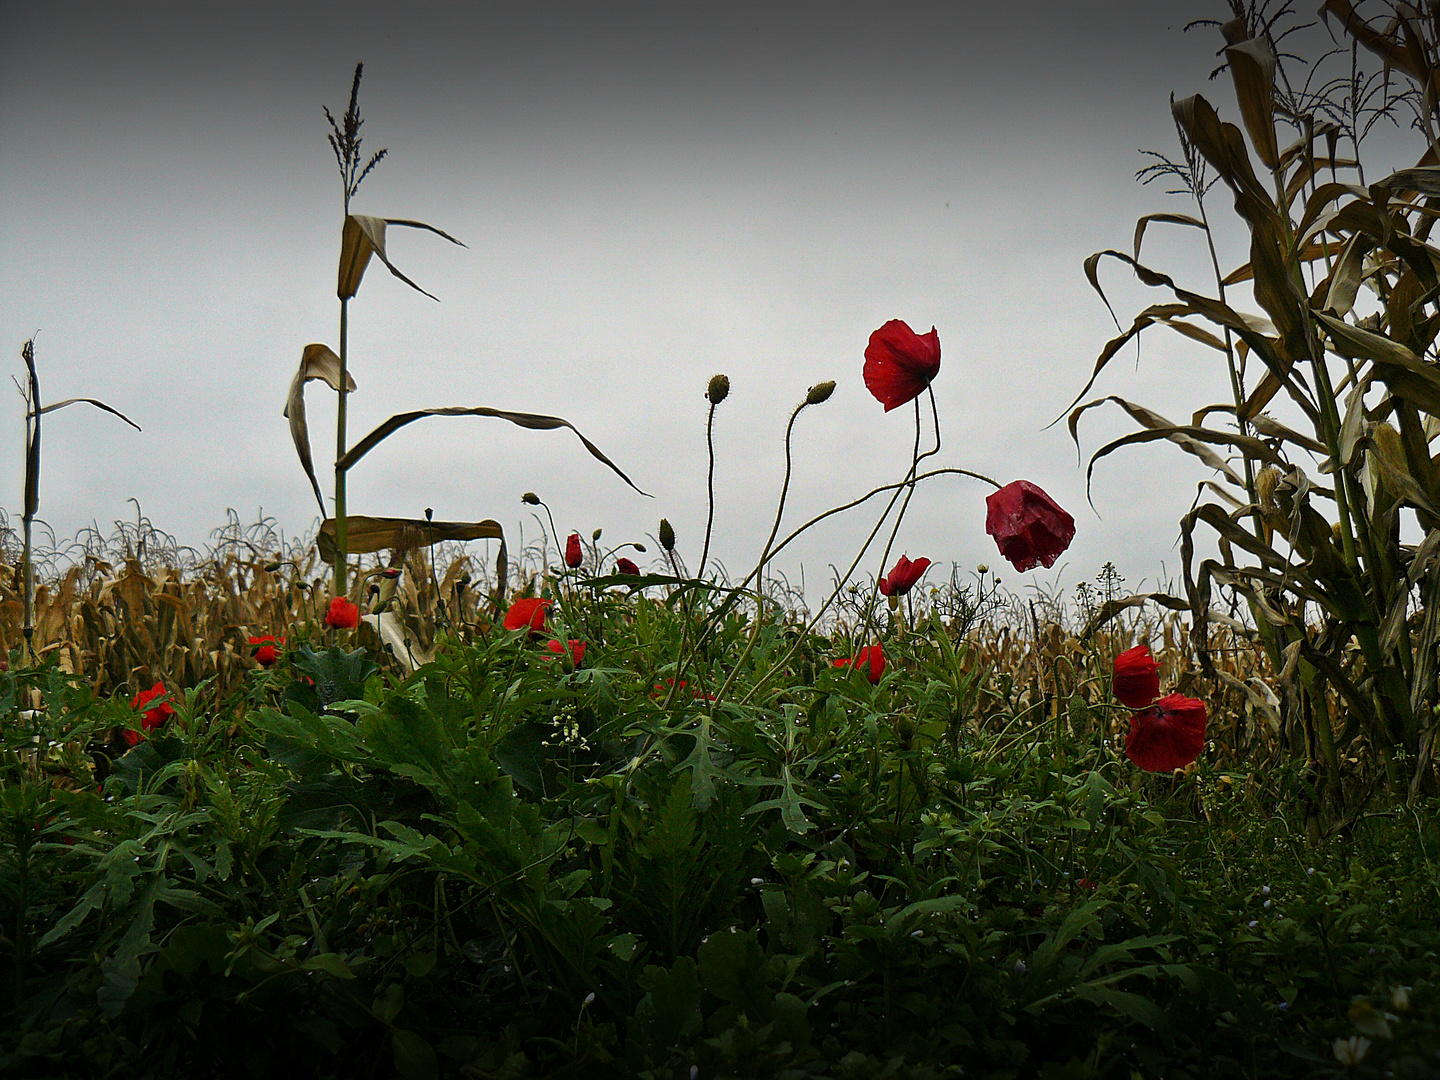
[{"left": 2, "top": 596, "right": 1438, "bottom": 1080}]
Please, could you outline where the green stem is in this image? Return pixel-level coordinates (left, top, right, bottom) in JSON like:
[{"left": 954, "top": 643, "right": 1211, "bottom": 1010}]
[{"left": 335, "top": 297, "right": 350, "bottom": 597}]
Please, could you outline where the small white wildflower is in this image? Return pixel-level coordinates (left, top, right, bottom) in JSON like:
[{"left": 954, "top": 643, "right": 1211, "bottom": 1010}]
[
  {"left": 1307, "top": 867, "right": 1316, "bottom": 876},
  {"left": 1261, "top": 885, "right": 1271, "bottom": 896},
  {"left": 690, "top": 1067, "right": 700, "bottom": 1080},
  {"left": 750, "top": 877, "right": 764, "bottom": 886},
  {"left": 1332, "top": 1036, "right": 1371, "bottom": 1066},
  {"left": 1248, "top": 920, "right": 1258, "bottom": 929},
  {"left": 1014, "top": 959, "right": 1027, "bottom": 974},
  {"left": 584, "top": 992, "right": 595, "bottom": 1005},
  {"left": 1391, "top": 985, "right": 1411, "bottom": 1011},
  {"left": 911, "top": 930, "right": 923, "bottom": 938},
  {"left": 1263, "top": 899, "right": 1272, "bottom": 909}
]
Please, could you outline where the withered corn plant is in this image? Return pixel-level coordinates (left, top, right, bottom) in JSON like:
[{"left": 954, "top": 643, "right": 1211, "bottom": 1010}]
[
  {"left": 286, "top": 63, "right": 645, "bottom": 605},
  {"left": 15, "top": 338, "right": 139, "bottom": 660},
  {"left": 1071, "top": 1, "right": 1440, "bottom": 817}
]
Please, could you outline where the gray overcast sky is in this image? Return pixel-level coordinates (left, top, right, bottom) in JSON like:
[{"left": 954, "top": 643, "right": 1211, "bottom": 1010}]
[{"left": 1, "top": 2, "right": 1425, "bottom": 602}]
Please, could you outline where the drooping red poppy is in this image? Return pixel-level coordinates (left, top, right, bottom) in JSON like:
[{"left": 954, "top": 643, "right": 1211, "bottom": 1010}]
[
  {"left": 546, "top": 638, "right": 586, "bottom": 667},
  {"left": 615, "top": 557, "right": 640, "bottom": 576},
  {"left": 125, "top": 681, "right": 174, "bottom": 746},
  {"left": 503, "top": 597, "right": 551, "bottom": 637},
  {"left": 565, "top": 532, "right": 583, "bottom": 569},
  {"left": 248, "top": 634, "right": 285, "bottom": 667},
  {"left": 833, "top": 643, "right": 886, "bottom": 685},
  {"left": 1125, "top": 693, "right": 1207, "bottom": 773},
  {"left": 879, "top": 555, "right": 932, "bottom": 597},
  {"left": 984, "top": 480, "right": 1075, "bottom": 572},
  {"left": 863, "top": 320, "right": 941, "bottom": 412},
  {"left": 324, "top": 596, "right": 360, "bottom": 630},
  {"left": 1112, "top": 644, "right": 1160, "bottom": 709}
]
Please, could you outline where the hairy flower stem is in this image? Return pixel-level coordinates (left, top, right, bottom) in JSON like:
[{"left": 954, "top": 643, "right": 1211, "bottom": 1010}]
[
  {"left": 697, "top": 400, "right": 719, "bottom": 581},
  {"left": 706, "top": 399, "right": 810, "bottom": 707},
  {"left": 334, "top": 298, "right": 350, "bottom": 596},
  {"left": 860, "top": 388, "right": 942, "bottom": 645}
]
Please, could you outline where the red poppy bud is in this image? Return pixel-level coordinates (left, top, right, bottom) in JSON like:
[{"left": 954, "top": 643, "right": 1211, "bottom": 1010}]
[
  {"left": 863, "top": 320, "right": 941, "bottom": 412},
  {"left": 984, "top": 480, "right": 1075, "bottom": 572},
  {"left": 503, "top": 597, "right": 551, "bottom": 637},
  {"left": 616, "top": 557, "right": 640, "bottom": 576},
  {"left": 1125, "top": 693, "right": 1207, "bottom": 773},
  {"left": 833, "top": 643, "right": 885, "bottom": 684},
  {"left": 1111, "top": 644, "right": 1160, "bottom": 709},
  {"left": 565, "top": 532, "right": 583, "bottom": 568},
  {"left": 324, "top": 596, "right": 360, "bottom": 630},
  {"left": 879, "top": 555, "right": 931, "bottom": 597},
  {"left": 248, "top": 634, "right": 285, "bottom": 667}
]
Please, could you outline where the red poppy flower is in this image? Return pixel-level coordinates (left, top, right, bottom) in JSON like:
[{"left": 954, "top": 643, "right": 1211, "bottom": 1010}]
[
  {"left": 1125, "top": 693, "right": 1207, "bottom": 773},
  {"left": 565, "top": 532, "right": 583, "bottom": 569},
  {"left": 879, "top": 555, "right": 931, "bottom": 597},
  {"left": 125, "top": 681, "right": 174, "bottom": 746},
  {"left": 984, "top": 480, "right": 1075, "bottom": 572},
  {"left": 248, "top": 634, "right": 285, "bottom": 667},
  {"left": 503, "top": 597, "right": 551, "bottom": 637},
  {"left": 615, "top": 557, "right": 640, "bottom": 576},
  {"left": 1112, "top": 644, "right": 1159, "bottom": 709},
  {"left": 324, "top": 596, "right": 360, "bottom": 630},
  {"left": 833, "top": 643, "right": 886, "bottom": 684},
  {"left": 547, "top": 638, "right": 586, "bottom": 667},
  {"left": 864, "top": 319, "right": 941, "bottom": 412}
]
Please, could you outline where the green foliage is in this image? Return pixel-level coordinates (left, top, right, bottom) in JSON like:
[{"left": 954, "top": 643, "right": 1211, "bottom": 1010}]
[{"left": 1, "top": 606, "right": 1438, "bottom": 1080}]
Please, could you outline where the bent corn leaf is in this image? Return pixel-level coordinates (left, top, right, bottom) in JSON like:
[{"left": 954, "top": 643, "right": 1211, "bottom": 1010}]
[
  {"left": 337, "top": 214, "right": 464, "bottom": 301},
  {"left": 337, "top": 405, "right": 650, "bottom": 496},
  {"left": 317, "top": 516, "right": 503, "bottom": 560},
  {"left": 1225, "top": 37, "right": 1280, "bottom": 170},
  {"left": 285, "top": 344, "right": 356, "bottom": 515}
]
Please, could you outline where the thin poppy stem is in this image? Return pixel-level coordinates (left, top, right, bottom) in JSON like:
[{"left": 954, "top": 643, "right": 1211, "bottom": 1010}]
[
  {"left": 698, "top": 399, "right": 719, "bottom": 581},
  {"left": 707, "top": 398, "right": 810, "bottom": 708},
  {"left": 334, "top": 298, "right": 350, "bottom": 597}
]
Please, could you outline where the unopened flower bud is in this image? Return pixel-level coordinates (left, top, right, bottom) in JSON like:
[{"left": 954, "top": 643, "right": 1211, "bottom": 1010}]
[
  {"left": 806, "top": 380, "right": 836, "bottom": 406},
  {"left": 707, "top": 373, "right": 730, "bottom": 405},
  {"left": 632, "top": 543, "right": 647, "bottom": 553},
  {"left": 659, "top": 518, "right": 676, "bottom": 552},
  {"left": 521, "top": 492, "right": 540, "bottom": 505},
  {"left": 977, "top": 564, "right": 989, "bottom": 575},
  {"left": 592, "top": 528, "right": 603, "bottom": 542}
]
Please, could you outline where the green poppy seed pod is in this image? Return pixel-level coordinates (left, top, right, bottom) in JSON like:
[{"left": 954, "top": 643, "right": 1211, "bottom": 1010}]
[
  {"left": 707, "top": 373, "right": 730, "bottom": 405},
  {"left": 592, "top": 528, "right": 603, "bottom": 542},
  {"left": 977, "top": 564, "right": 989, "bottom": 576},
  {"left": 659, "top": 518, "right": 676, "bottom": 552},
  {"left": 806, "top": 380, "right": 836, "bottom": 406},
  {"left": 521, "top": 492, "right": 540, "bottom": 505},
  {"left": 633, "top": 543, "right": 647, "bottom": 553}
]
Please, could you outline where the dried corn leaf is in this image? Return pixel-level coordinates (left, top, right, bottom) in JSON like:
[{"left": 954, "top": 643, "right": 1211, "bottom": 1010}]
[
  {"left": 1077, "top": 591, "right": 1190, "bottom": 639},
  {"left": 1083, "top": 420, "right": 1284, "bottom": 502},
  {"left": 284, "top": 344, "right": 356, "bottom": 514},
  {"left": 1324, "top": 233, "right": 1373, "bottom": 316},
  {"left": 337, "top": 214, "right": 463, "bottom": 301},
  {"left": 337, "top": 405, "right": 649, "bottom": 496},
  {"left": 1221, "top": 240, "right": 1346, "bottom": 286},
  {"left": 361, "top": 610, "right": 434, "bottom": 672},
  {"left": 1370, "top": 422, "right": 1440, "bottom": 516},
  {"left": 317, "top": 515, "right": 503, "bottom": 561},
  {"left": 1320, "top": 0, "right": 1430, "bottom": 81},
  {"left": 37, "top": 397, "right": 142, "bottom": 431},
  {"left": 1132, "top": 212, "right": 1205, "bottom": 262},
  {"left": 1225, "top": 37, "right": 1280, "bottom": 170},
  {"left": 1377, "top": 167, "right": 1440, "bottom": 198},
  {"left": 21, "top": 342, "right": 40, "bottom": 520},
  {"left": 1069, "top": 395, "right": 1247, "bottom": 487}
]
